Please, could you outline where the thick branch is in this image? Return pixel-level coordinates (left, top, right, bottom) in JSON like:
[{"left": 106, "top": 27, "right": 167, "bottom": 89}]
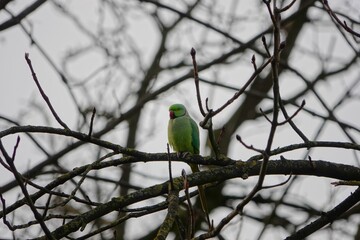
[{"left": 28, "top": 158, "right": 360, "bottom": 239}]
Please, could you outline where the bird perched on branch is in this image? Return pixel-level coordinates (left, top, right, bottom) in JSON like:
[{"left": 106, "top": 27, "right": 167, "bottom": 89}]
[{"left": 167, "top": 103, "right": 211, "bottom": 228}]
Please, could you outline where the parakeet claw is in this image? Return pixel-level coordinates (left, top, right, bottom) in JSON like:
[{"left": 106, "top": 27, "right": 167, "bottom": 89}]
[{"left": 177, "top": 152, "right": 190, "bottom": 158}]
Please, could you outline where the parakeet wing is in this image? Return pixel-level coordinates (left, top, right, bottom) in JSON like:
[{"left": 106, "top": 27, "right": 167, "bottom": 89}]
[{"left": 190, "top": 117, "right": 200, "bottom": 154}]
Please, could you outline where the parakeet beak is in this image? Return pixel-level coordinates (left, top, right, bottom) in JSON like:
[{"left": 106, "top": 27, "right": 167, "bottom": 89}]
[{"left": 169, "top": 111, "right": 175, "bottom": 119}]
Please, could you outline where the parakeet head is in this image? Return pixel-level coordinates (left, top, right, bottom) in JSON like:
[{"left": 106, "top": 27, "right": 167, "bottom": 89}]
[{"left": 169, "top": 104, "right": 187, "bottom": 119}]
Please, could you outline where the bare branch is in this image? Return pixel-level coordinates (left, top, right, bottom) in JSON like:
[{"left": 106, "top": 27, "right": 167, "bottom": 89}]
[
  {"left": 286, "top": 187, "right": 360, "bottom": 239},
  {"left": 0, "top": 0, "right": 46, "bottom": 31},
  {"left": 322, "top": 0, "right": 360, "bottom": 38},
  {"left": 191, "top": 47, "right": 206, "bottom": 117},
  {"left": 25, "top": 53, "right": 70, "bottom": 130},
  {"left": 0, "top": 138, "right": 55, "bottom": 239}
]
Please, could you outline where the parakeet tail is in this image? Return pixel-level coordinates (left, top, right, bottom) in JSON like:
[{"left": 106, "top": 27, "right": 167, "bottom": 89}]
[{"left": 190, "top": 164, "right": 211, "bottom": 229}]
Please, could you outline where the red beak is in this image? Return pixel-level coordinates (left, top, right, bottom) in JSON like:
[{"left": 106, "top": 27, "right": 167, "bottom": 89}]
[{"left": 169, "top": 111, "right": 175, "bottom": 119}]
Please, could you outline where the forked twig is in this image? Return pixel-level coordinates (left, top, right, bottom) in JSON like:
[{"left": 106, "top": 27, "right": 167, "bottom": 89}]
[
  {"left": 259, "top": 108, "right": 273, "bottom": 124},
  {"left": 0, "top": 138, "right": 55, "bottom": 239},
  {"left": 322, "top": 0, "right": 360, "bottom": 38},
  {"left": 191, "top": 48, "right": 221, "bottom": 157},
  {"left": 278, "top": 99, "right": 306, "bottom": 125},
  {"left": 204, "top": 55, "right": 273, "bottom": 124}
]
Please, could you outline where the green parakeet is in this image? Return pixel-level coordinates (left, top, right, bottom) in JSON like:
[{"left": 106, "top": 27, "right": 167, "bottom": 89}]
[
  {"left": 168, "top": 103, "right": 200, "bottom": 156},
  {"left": 167, "top": 103, "right": 211, "bottom": 228}
]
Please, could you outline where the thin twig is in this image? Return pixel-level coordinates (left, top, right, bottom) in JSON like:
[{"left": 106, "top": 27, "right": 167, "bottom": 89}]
[
  {"left": 167, "top": 144, "right": 174, "bottom": 190},
  {"left": 331, "top": 180, "right": 360, "bottom": 186},
  {"left": 259, "top": 108, "right": 273, "bottom": 124},
  {"left": 42, "top": 192, "right": 53, "bottom": 219},
  {"left": 278, "top": 98, "right": 309, "bottom": 142},
  {"left": 24, "top": 53, "right": 70, "bottom": 130},
  {"left": 88, "top": 107, "right": 96, "bottom": 137},
  {"left": 205, "top": 98, "right": 210, "bottom": 112},
  {"left": 264, "top": 0, "right": 276, "bottom": 24},
  {"left": 0, "top": 155, "right": 11, "bottom": 171},
  {"left": 262, "top": 173, "right": 292, "bottom": 189},
  {"left": 236, "top": 135, "right": 264, "bottom": 154},
  {"left": 278, "top": 99, "right": 306, "bottom": 125},
  {"left": 0, "top": 193, "right": 15, "bottom": 231},
  {"left": 308, "top": 155, "right": 315, "bottom": 169},
  {"left": 322, "top": 0, "right": 360, "bottom": 38},
  {"left": 182, "top": 169, "right": 195, "bottom": 238},
  {"left": 191, "top": 48, "right": 221, "bottom": 157},
  {"left": 262, "top": 35, "right": 271, "bottom": 57},
  {"left": 191, "top": 48, "right": 206, "bottom": 117},
  {"left": 251, "top": 54, "right": 257, "bottom": 71},
  {"left": 280, "top": 0, "right": 297, "bottom": 13}
]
